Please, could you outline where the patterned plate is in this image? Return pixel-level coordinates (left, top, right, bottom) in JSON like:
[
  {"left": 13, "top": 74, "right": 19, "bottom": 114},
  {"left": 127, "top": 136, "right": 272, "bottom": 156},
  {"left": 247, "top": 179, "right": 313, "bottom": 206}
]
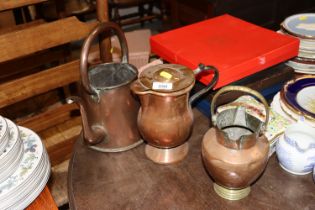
[
  {"left": 0, "top": 127, "right": 43, "bottom": 199},
  {"left": 281, "top": 13, "right": 315, "bottom": 39},
  {"left": 281, "top": 76, "right": 315, "bottom": 120},
  {"left": 0, "top": 119, "right": 21, "bottom": 164}
]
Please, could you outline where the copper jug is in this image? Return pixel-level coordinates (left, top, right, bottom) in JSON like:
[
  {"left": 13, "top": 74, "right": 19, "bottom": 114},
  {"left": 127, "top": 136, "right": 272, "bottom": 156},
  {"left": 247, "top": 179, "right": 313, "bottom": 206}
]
[
  {"left": 201, "top": 86, "right": 270, "bottom": 200},
  {"left": 131, "top": 64, "right": 218, "bottom": 164},
  {"left": 67, "top": 22, "right": 142, "bottom": 152}
]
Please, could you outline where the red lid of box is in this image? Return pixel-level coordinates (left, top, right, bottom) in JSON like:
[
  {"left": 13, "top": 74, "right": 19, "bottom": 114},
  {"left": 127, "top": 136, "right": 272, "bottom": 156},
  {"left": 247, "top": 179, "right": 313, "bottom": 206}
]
[{"left": 150, "top": 14, "right": 299, "bottom": 89}]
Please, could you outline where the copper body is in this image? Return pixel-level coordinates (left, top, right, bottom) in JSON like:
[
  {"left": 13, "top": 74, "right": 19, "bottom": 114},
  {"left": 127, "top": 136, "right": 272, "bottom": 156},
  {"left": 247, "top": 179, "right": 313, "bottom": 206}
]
[
  {"left": 68, "top": 22, "right": 142, "bottom": 152},
  {"left": 132, "top": 64, "right": 218, "bottom": 163},
  {"left": 201, "top": 86, "right": 270, "bottom": 199},
  {"left": 137, "top": 89, "right": 194, "bottom": 148},
  {"left": 202, "top": 128, "right": 269, "bottom": 189}
]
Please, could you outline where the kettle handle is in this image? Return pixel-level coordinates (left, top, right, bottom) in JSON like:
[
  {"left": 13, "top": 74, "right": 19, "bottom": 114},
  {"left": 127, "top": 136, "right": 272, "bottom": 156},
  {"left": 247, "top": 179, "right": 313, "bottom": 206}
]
[
  {"left": 211, "top": 86, "right": 269, "bottom": 131},
  {"left": 80, "top": 22, "right": 129, "bottom": 95},
  {"left": 189, "top": 64, "right": 219, "bottom": 104}
]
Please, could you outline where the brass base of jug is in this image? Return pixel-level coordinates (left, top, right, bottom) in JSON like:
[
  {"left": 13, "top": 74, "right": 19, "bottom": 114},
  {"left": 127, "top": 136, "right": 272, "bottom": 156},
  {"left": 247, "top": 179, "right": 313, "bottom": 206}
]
[
  {"left": 145, "top": 142, "right": 189, "bottom": 164},
  {"left": 213, "top": 183, "right": 250, "bottom": 200}
]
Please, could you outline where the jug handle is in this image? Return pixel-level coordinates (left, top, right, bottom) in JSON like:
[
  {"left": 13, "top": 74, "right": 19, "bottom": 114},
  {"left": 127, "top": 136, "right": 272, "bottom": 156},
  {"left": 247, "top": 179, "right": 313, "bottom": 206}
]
[
  {"left": 189, "top": 64, "right": 219, "bottom": 105},
  {"left": 80, "top": 22, "right": 129, "bottom": 95},
  {"left": 210, "top": 86, "right": 270, "bottom": 133}
]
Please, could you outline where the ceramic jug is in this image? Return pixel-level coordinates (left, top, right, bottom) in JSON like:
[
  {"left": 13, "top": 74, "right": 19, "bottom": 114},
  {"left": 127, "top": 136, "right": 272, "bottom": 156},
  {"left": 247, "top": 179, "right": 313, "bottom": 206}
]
[
  {"left": 67, "top": 22, "right": 142, "bottom": 152},
  {"left": 276, "top": 121, "right": 315, "bottom": 175},
  {"left": 202, "top": 86, "right": 270, "bottom": 200},
  {"left": 131, "top": 63, "right": 218, "bottom": 164}
]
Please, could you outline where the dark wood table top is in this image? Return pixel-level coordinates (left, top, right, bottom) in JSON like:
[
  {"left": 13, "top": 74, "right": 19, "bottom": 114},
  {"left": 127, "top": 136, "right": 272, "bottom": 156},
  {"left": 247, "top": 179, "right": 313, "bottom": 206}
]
[{"left": 68, "top": 109, "right": 315, "bottom": 210}]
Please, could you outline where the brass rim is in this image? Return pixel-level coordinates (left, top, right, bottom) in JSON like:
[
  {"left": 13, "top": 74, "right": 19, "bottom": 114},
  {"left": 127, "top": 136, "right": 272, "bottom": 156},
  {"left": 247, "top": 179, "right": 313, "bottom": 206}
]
[{"left": 213, "top": 183, "right": 251, "bottom": 200}]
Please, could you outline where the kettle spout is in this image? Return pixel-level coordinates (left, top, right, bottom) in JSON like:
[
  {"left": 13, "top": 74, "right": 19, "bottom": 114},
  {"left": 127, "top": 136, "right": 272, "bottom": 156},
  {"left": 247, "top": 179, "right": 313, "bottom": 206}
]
[{"left": 66, "top": 96, "right": 106, "bottom": 145}]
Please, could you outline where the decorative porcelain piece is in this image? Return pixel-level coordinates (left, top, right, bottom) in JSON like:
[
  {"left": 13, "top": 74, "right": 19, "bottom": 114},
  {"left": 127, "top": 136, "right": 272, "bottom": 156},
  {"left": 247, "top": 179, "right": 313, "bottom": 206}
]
[
  {"left": 0, "top": 126, "right": 50, "bottom": 210},
  {"left": 0, "top": 119, "right": 23, "bottom": 183},
  {"left": 281, "top": 76, "right": 315, "bottom": 121},
  {"left": 0, "top": 127, "right": 43, "bottom": 197},
  {"left": 276, "top": 122, "right": 315, "bottom": 175},
  {"left": 202, "top": 86, "right": 269, "bottom": 200},
  {"left": 281, "top": 13, "right": 315, "bottom": 39}
]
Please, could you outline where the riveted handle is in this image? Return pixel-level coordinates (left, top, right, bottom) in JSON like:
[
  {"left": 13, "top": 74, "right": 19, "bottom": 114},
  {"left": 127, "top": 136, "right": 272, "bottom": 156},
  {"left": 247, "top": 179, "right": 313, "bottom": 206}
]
[
  {"left": 211, "top": 86, "right": 269, "bottom": 130},
  {"left": 80, "top": 22, "right": 129, "bottom": 95}
]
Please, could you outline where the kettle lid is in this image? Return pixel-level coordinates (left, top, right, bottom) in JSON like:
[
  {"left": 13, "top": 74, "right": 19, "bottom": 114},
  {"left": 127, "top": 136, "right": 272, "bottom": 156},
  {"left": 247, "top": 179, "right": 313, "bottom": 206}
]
[{"left": 138, "top": 64, "right": 195, "bottom": 93}]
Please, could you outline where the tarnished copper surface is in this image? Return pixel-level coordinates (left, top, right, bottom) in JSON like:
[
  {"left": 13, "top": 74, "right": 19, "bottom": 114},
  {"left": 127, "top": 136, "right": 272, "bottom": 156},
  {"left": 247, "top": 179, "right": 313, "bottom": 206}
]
[
  {"left": 132, "top": 64, "right": 218, "bottom": 163},
  {"left": 202, "top": 86, "right": 270, "bottom": 199},
  {"left": 67, "top": 22, "right": 142, "bottom": 152},
  {"left": 202, "top": 128, "right": 269, "bottom": 189}
]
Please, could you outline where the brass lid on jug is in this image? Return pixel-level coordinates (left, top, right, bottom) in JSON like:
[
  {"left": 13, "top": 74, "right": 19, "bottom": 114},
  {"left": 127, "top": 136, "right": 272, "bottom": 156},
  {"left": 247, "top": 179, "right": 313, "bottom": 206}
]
[{"left": 138, "top": 64, "right": 195, "bottom": 93}]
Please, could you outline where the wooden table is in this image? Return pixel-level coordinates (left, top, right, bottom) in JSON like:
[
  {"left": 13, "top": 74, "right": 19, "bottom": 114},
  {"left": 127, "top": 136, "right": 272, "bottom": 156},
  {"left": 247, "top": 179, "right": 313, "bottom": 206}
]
[
  {"left": 26, "top": 186, "right": 58, "bottom": 210},
  {"left": 68, "top": 109, "right": 315, "bottom": 210}
]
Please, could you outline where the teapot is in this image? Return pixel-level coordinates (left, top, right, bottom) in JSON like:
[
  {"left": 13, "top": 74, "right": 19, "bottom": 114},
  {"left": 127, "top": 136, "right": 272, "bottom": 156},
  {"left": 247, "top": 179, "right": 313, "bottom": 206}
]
[
  {"left": 67, "top": 22, "right": 142, "bottom": 152},
  {"left": 131, "top": 63, "right": 218, "bottom": 164},
  {"left": 202, "top": 86, "right": 270, "bottom": 200}
]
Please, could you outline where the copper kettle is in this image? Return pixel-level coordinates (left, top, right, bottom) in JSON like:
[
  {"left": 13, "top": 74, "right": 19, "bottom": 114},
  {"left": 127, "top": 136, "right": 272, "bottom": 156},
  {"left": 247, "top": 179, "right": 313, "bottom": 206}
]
[
  {"left": 131, "top": 63, "right": 218, "bottom": 164},
  {"left": 67, "top": 22, "right": 142, "bottom": 152},
  {"left": 201, "top": 86, "right": 270, "bottom": 200}
]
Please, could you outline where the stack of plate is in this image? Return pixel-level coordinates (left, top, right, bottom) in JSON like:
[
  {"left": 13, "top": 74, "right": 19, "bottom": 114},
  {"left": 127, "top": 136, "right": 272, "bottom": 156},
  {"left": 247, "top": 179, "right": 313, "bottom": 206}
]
[
  {"left": 279, "top": 13, "right": 315, "bottom": 74},
  {"left": 0, "top": 116, "right": 50, "bottom": 210},
  {"left": 0, "top": 116, "right": 9, "bottom": 156},
  {"left": 271, "top": 76, "right": 315, "bottom": 127}
]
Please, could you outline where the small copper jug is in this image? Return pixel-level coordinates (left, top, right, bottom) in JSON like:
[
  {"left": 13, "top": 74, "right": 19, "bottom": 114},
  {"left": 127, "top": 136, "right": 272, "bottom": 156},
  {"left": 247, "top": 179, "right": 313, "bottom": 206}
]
[
  {"left": 201, "top": 86, "right": 270, "bottom": 200},
  {"left": 67, "top": 22, "right": 142, "bottom": 152},
  {"left": 131, "top": 64, "right": 218, "bottom": 164}
]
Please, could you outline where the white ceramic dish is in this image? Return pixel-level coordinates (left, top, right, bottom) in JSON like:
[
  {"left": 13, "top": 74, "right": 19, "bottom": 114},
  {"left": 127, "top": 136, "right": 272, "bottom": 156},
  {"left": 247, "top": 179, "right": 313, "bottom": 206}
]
[
  {"left": 0, "top": 126, "right": 50, "bottom": 210},
  {"left": 0, "top": 127, "right": 43, "bottom": 198},
  {"left": 276, "top": 122, "right": 315, "bottom": 175},
  {"left": 281, "top": 13, "right": 315, "bottom": 39},
  {"left": 0, "top": 116, "right": 9, "bottom": 155}
]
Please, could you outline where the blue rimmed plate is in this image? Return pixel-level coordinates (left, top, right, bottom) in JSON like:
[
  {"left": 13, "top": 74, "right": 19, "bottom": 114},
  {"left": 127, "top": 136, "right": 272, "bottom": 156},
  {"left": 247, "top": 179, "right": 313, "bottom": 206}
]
[{"left": 281, "top": 76, "right": 315, "bottom": 120}]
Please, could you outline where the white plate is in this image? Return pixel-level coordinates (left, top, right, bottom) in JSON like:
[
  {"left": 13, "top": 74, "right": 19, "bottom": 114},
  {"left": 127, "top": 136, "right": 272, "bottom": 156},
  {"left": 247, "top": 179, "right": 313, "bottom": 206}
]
[
  {"left": 279, "top": 96, "right": 315, "bottom": 127},
  {"left": 0, "top": 127, "right": 43, "bottom": 199},
  {"left": 0, "top": 116, "right": 9, "bottom": 155},
  {"left": 282, "top": 13, "right": 315, "bottom": 39}
]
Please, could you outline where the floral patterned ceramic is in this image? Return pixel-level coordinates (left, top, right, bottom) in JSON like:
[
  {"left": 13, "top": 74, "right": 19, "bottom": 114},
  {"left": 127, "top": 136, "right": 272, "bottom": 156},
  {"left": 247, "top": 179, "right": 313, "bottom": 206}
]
[
  {"left": 0, "top": 127, "right": 43, "bottom": 198},
  {"left": 0, "top": 119, "right": 22, "bottom": 167},
  {"left": 276, "top": 122, "right": 315, "bottom": 175},
  {"left": 0, "top": 119, "right": 23, "bottom": 183}
]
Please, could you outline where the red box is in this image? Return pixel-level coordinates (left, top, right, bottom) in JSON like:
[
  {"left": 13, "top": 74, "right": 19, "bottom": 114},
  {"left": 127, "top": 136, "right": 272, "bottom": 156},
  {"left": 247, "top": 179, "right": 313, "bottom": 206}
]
[{"left": 150, "top": 14, "right": 299, "bottom": 88}]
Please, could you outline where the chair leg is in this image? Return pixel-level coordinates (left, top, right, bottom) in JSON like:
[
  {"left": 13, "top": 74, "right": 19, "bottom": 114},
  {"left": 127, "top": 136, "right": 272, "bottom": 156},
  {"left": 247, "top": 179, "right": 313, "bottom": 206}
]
[
  {"left": 139, "top": 4, "right": 144, "bottom": 27},
  {"left": 113, "top": 6, "right": 121, "bottom": 25},
  {"left": 148, "top": 2, "right": 153, "bottom": 23}
]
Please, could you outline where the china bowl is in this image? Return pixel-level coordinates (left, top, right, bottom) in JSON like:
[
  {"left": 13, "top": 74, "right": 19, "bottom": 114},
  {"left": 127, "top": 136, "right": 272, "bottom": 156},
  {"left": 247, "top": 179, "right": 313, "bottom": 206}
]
[{"left": 276, "top": 122, "right": 315, "bottom": 175}]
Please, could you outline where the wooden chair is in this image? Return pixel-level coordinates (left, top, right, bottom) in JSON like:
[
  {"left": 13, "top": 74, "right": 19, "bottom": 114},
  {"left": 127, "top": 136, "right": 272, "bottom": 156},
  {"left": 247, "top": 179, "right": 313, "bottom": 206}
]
[
  {"left": 0, "top": 15, "right": 97, "bottom": 207},
  {"left": 108, "top": 0, "right": 164, "bottom": 26}
]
